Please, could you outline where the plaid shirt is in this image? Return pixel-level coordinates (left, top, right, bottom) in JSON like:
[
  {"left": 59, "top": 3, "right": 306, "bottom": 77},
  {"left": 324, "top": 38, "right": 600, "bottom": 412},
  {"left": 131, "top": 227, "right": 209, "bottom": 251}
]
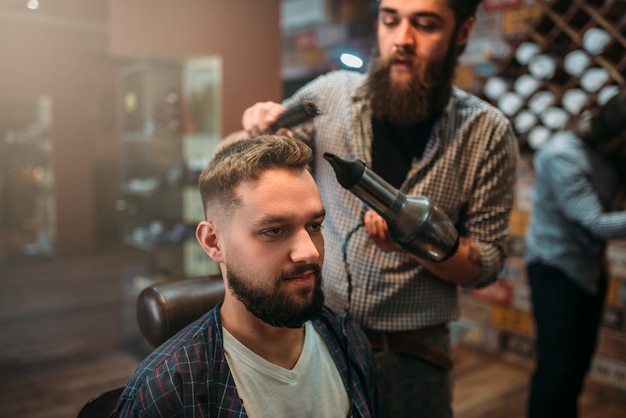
[
  {"left": 113, "top": 304, "right": 381, "bottom": 417},
  {"left": 525, "top": 131, "right": 626, "bottom": 294},
  {"left": 285, "top": 70, "right": 519, "bottom": 331}
]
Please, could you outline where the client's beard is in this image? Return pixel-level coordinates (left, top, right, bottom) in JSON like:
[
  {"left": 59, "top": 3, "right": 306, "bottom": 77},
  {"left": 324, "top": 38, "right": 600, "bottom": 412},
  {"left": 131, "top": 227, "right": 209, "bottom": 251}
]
[
  {"left": 227, "top": 263, "right": 324, "bottom": 329},
  {"left": 366, "top": 44, "right": 459, "bottom": 125}
]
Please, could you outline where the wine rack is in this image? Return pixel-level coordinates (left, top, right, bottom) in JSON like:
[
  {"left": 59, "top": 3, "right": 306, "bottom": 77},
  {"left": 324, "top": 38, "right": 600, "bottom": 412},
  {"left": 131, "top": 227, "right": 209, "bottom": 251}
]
[{"left": 482, "top": 0, "right": 626, "bottom": 150}]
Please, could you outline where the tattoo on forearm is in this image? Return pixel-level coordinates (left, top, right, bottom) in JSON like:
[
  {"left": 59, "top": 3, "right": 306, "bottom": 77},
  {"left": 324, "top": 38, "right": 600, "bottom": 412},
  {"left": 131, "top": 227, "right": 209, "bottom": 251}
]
[{"left": 463, "top": 238, "right": 481, "bottom": 268}]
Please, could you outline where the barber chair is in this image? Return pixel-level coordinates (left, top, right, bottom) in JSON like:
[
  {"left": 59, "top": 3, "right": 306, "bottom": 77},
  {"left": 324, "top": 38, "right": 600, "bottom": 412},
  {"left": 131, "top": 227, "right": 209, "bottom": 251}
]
[{"left": 77, "top": 274, "right": 225, "bottom": 417}]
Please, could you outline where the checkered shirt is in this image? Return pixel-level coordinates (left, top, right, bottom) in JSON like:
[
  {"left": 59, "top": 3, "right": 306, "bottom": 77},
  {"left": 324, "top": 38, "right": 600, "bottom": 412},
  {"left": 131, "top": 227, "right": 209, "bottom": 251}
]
[
  {"left": 525, "top": 131, "right": 626, "bottom": 294},
  {"left": 113, "top": 304, "right": 381, "bottom": 417},
  {"left": 285, "top": 70, "right": 519, "bottom": 331}
]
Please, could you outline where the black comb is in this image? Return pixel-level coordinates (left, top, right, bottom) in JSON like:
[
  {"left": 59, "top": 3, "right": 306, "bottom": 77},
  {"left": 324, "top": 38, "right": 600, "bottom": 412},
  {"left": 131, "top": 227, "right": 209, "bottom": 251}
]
[{"left": 270, "top": 100, "right": 319, "bottom": 131}]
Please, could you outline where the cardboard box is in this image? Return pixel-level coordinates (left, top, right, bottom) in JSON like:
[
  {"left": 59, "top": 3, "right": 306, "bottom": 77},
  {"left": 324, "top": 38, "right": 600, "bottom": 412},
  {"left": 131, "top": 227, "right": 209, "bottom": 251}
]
[
  {"left": 602, "top": 305, "right": 625, "bottom": 331},
  {"left": 606, "top": 277, "right": 624, "bottom": 308},
  {"left": 472, "top": 281, "right": 513, "bottom": 307},
  {"left": 589, "top": 356, "right": 626, "bottom": 390},
  {"left": 303, "top": 47, "right": 327, "bottom": 67},
  {"left": 501, "top": 4, "right": 542, "bottom": 35},
  {"left": 500, "top": 330, "right": 535, "bottom": 360},
  {"left": 340, "top": 0, "right": 370, "bottom": 22},
  {"left": 460, "top": 292, "right": 494, "bottom": 324},
  {"left": 458, "top": 318, "right": 502, "bottom": 353},
  {"left": 607, "top": 239, "right": 626, "bottom": 279},
  {"left": 507, "top": 235, "right": 526, "bottom": 257},
  {"left": 510, "top": 210, "right": 531, "bottom": 237},
  {"left": 499, "top": 255, "right": 527, "bottom": 284},
  {"left": 597, "top": 329, "right": 626, "bottom": 364},
  {"left": 491, "top": 305, "right": 534, "bottom": 337},
  {"left": 454, "top": 65, "right": 476, "bottom": 91},
  {"left": 512, "top": 283, "right": 532, "bottom": 313}
]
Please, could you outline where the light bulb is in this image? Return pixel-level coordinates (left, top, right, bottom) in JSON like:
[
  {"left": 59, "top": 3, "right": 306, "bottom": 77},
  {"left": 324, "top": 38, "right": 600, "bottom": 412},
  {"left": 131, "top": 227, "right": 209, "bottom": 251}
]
[
  {"left": 27, "top": 0, "right": 39, "bottom": 10},
  {"left": 340, "top": 53, "right": 363, "bottom": 69}
]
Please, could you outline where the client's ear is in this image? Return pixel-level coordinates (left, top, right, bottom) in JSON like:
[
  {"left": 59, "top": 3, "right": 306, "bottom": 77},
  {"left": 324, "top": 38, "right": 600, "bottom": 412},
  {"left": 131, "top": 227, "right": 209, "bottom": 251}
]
[{"left": 196, "top": 221, "right": 224, "bottom": 263}]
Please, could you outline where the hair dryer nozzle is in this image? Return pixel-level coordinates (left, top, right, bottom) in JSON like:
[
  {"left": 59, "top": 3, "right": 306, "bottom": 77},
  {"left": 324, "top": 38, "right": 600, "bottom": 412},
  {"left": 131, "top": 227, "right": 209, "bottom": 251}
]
[{"left": 323, "top": 153, "right": 365, "bottom": 189}]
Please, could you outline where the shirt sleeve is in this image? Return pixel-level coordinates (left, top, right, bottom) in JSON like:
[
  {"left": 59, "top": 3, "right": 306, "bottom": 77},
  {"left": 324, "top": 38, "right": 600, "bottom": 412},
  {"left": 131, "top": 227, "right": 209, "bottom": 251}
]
[
  {"left": 539, "top": 144, "right": 626, "bottom": 240},
  {"left": 464, "top": 115, "right": 520, "bottom": 288}
]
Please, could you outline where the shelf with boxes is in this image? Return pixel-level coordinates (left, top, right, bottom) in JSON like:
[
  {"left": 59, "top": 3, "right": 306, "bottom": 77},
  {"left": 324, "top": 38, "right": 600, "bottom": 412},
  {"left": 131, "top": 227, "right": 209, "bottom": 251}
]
[
  {"left": 117, "top": 57, "right": 222, "bottom": 352},
  {"left": 460, "top": 0, "right": 626, "bottom": 392},
  {"left": 0, "top": 96, "right": 55, "bottom": 261}
]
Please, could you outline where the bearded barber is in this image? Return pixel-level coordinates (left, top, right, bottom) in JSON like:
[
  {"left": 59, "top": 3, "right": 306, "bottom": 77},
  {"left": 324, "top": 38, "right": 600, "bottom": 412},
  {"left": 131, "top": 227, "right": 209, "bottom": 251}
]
[{"left": 239, "top": 1, "right": 519, "bottom": 416}]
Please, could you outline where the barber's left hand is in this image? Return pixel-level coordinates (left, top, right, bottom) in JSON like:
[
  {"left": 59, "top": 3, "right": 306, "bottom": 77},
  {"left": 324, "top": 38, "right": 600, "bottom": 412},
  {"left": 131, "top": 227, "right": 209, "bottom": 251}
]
[{"left": 364, "top": 210, "right": 401, "bottom": 253}]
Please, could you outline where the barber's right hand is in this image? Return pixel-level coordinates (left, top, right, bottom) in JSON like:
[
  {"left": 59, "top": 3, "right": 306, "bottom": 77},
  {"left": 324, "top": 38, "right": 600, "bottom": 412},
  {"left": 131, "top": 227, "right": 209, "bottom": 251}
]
[
  {"left": 364, "top": 210, "right": 402, "bottom": 253},
  {"left": 242, "top": 101, "right": 288, "bottom": 137}
]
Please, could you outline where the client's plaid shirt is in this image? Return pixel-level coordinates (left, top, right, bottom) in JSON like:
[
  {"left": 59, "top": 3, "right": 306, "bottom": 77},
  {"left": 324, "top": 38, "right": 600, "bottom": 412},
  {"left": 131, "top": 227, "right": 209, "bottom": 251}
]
[
  {"left": 114, "top": 304, "right": 380, "bottom": 417},
  {"left": 285, "top": 71, "right": 519, "bottom": 331}
]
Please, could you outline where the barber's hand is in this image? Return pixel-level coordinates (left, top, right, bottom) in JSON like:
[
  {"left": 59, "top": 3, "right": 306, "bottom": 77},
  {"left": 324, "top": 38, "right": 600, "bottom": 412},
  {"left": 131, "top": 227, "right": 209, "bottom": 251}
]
[
  {"left": 364, "top": 210, "right": 401, "bottom": 253},
  {"left": 242, "top": 101, "right": 289, "bottom": 137}
]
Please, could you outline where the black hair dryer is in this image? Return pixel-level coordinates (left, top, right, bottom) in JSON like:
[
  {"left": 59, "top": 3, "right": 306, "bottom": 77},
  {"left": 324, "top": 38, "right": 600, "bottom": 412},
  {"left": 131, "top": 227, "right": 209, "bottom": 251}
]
[{"left": 323, "top": 152, "right": 459, "bottom": 262}]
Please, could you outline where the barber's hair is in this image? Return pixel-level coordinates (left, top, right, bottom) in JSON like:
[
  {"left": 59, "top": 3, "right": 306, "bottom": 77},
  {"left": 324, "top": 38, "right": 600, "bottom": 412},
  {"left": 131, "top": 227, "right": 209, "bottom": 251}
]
[
  {"left": 574, "top": 89, "right": 626, "bottom": 150},
  {"left": 447, "top": 0, "right": 482, "bottom": 55},
  {"left": 377, "top": 0, "right": 482, "bottom": 24},
  {"left": 375, "top": 0, "right": 482, "bottom": 56},
  {"left": 448, "top": 0, "right": 483, "bottom": 24},
  {"left": 198, "top": 134, "right": 313, "bottom": 220}
]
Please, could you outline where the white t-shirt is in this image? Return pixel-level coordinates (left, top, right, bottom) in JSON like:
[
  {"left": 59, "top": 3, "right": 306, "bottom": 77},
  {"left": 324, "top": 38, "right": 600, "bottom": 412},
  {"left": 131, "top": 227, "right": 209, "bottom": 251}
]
[{"left": 223, "top": 321, "right": 350, "bottom": 418}]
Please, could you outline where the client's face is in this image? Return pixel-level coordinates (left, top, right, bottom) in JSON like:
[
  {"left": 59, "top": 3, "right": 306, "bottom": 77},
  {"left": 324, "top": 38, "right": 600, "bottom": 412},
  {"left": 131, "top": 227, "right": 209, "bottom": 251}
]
[{"left": 222, "top": 167, "right": 326, "bottom": 328}]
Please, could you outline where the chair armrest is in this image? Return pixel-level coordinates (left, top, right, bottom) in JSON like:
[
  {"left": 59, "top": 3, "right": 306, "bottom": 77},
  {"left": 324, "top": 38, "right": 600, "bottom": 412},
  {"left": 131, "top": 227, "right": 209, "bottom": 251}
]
[{"left": 137, "top": 275, "right": 225, "bottom": 348}]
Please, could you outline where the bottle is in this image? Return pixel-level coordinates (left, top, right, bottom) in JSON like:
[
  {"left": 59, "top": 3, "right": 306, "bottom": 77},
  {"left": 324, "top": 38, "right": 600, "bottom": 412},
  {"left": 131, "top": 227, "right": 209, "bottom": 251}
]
[
  {"left": 498, "top": 92, "right": 524, "bottom": 116},
  {"left": 580, "top": 67, "right": 610, "bottom": 92},
  {"left": 483, "top": 76, "right": 508, "bottom": 101},
  {"left": 515, "top": 42, "right": 541, "bottom": 65},
  {"left": 514, "top": 74, "right": 541, "bottom": 98},
  {"left": 514, "top": 110, "right": 538, "bottom": 134},
  {"left": 527, "top": 125, "right": 552, "bottom": 150},
  {"left": 562, "top": 88, "right": 588, "bottom": 114},
  {"left": 582, "top": 27, "right": 611, "bottom": 55},
  {"left": 563, "top": 49, "right": 591, "bottom": 77},
  {"left": 598, "top": 85, "right": 619, "bottom": 105},
  {"left": 323, "top": 153, "right": 459, "bottom": 262},
  {"left": 541, "top": 107, "right": 569, "bottom": 130},
  {"left": 528, "top": 54, "right": 557, "bottom": 80},
  {"left": 528, "top": 90, "right": 556, "bottom": 114}
]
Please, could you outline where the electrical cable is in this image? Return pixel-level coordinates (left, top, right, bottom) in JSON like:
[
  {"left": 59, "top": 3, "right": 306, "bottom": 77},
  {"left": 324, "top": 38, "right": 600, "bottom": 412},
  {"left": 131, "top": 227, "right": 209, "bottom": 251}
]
[{"left": 339, "top": 210, "right": 366, "bottom": 418}]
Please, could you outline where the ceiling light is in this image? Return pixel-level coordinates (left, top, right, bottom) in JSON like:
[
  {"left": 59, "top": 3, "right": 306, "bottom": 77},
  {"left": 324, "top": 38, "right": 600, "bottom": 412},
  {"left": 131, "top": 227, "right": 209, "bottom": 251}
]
[{"left": 340, "top": 53, "right": 363, "bottom": 70}]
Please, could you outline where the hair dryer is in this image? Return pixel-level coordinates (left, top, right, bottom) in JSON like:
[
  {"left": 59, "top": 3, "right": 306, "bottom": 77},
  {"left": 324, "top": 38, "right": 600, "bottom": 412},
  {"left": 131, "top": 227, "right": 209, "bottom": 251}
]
[{"left": 323, "top": 152, "right": 459, "bottom": 262}]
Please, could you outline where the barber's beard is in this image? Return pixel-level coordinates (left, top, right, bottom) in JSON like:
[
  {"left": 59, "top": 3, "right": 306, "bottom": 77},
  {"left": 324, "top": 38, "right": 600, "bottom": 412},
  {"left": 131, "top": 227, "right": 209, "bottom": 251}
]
[
  {"left": 226, "top": 263, "right": 324, "bottom": 329},
  {"left": 367, "top": 44, "right": 458, "bottom": 125}
]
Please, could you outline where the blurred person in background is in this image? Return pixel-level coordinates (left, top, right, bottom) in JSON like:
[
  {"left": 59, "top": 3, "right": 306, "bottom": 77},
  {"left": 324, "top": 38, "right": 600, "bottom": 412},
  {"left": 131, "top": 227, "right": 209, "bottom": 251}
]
[
  {"left": 235, "top": 1, "right": 519, "bottom": 416},
  {"left": 524, "top": 89, "right": 626, "bottom": 418}
]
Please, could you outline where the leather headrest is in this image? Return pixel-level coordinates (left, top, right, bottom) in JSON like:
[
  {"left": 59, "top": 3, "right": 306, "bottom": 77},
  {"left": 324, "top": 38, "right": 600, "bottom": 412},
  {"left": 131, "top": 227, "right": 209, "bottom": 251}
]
[{"left": 136, "top": 275, "right": 225, "bottom": 348}]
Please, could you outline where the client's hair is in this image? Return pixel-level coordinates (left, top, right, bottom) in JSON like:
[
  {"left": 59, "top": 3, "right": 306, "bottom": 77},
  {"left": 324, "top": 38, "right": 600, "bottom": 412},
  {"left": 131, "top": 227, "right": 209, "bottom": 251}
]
[{"left": 198, "top": 135, "right": 313, "bottom": 219}]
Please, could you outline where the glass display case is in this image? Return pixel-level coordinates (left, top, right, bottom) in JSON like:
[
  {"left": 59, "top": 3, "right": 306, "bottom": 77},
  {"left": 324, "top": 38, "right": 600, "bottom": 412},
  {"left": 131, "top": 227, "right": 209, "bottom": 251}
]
[
  {"left": 0, "top": 96, "right": 55, "bottom": 261},
  {"left": 117, "top": 57, "right": 222, "bottom": 352}
]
